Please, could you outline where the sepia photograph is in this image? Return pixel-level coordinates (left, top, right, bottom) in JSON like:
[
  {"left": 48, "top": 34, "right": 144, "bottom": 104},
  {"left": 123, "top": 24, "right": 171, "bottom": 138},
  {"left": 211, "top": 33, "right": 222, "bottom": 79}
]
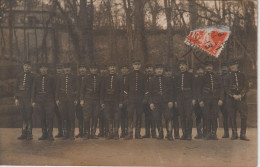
[{"left": 0, "top": 0, "right": 257, "bottom": 166}]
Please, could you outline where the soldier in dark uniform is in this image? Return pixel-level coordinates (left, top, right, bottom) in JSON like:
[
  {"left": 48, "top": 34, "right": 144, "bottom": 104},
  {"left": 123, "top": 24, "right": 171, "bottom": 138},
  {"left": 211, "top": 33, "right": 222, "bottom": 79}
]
[
  {"left": 80, "top": 64, "right": 101, "bottom": 139},
  {"left": 54, "top": 64, "right": 64, "bottom": 138},
  {"left": 165, "top": 67, "right": 180, "bottom": 139},
  {"left": 143, "top": 63, "right": 155, "bottom": 138},
  {"left": 225, "top": 59, "right": 249, "bottom": 141},
  {"left": 32, "top": 64, "right": 56, "bottom": 141},
  {"left": 15, "top": 61, "right": 34, "bottom": 140},
  {"left": 149, "top": 64, "right": 174, "bottom": 140},
  {"left": 125, "top": 60, "right": 145, "bottom": 140},
  {"left": 100, "top": 62, "right": 121, "bottom": 140},
  {"left": 75, "top": 64, "right": 87, "bottom": 138},
  {"left": 193, "top": 66, "right": 205, "bottom": 139},
  {"left": 55, "top": 63, "right": 78, "bottom": 140},
  {"left": 98, "top": 65, "right": 108, "bottom": 137},
  {"left": 174, "top": 59, "right": 195, "bottom": 140},
  {"left": 220, "top": 62, "right": 229, "bottom": 138},
  {"left": 119, "top": 64, "right": 129, "bottom": 138},
  {"left": 199, "top": 61, "right": 223, "bottom": 140}
]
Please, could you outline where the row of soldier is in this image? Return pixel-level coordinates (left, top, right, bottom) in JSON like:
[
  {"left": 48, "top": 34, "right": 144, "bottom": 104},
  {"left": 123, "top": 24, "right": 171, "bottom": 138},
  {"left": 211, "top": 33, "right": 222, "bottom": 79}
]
[{"left": 14, "top": 58, "right": 249, "bottom": 141}]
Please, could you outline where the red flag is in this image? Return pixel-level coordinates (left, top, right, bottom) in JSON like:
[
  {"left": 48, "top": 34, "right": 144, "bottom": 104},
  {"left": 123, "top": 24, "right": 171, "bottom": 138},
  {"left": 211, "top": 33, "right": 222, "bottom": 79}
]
[{"left": 184, "top": 26, "right": 231, "bottom": 58}]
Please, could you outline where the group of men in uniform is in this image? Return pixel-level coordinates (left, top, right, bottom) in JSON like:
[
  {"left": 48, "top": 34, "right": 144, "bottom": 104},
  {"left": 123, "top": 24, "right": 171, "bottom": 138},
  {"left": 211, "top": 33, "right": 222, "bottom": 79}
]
[{"left": 14, "top": 58, "right": 250, "bottom": 141}]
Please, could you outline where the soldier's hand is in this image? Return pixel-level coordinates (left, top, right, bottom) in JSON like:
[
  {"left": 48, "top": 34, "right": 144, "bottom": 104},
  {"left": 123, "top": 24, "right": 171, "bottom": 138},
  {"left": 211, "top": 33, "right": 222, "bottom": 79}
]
[
  {"left": 74, "top": 100, "right": 78, "bottom": 105},
  {"left": 168, "top": 102, "right": 173, "bottom": 109},
  {"left": 174, "top": 102, "right": 177, "bottom": 108},
  {"left": 199, "top": 101, "right": 204, "bottom": 107},
  {"left": 32, "top": 102, "right": 36, "bottom": 108},
  {"left": 237, "top": 95, "right": 242, "bottom": 101},
  {"left": 218, "top": 100, "right": 223, "bottom": 106},
  {"left": 56, "top": 100, "right": 60, "bottom": 105},
  {"left": 150, "top": 104, "right": 155, "bottom": 110},
  {"left": 15, "top": 99, "right": 19, "bottom": 106},
  {"left": 119, "top": 103, "right": 123, "bottom": 109},
  {"left": 192, "top": 99, "right": 196, "bottom": 106},
  {"left": 101, "top": 104, "right": 105, "bottom": 109},
  {"left": 80, "top": 100, "right": 84, "bottom": 106}
]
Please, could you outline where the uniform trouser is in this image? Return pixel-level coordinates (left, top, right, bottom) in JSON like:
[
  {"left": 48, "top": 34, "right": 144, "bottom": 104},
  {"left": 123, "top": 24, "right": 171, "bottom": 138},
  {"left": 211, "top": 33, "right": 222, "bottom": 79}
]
[
  {"left": 127, "top": 100, "right": 144, "bottom": 136},
  {"left": 162, "top": 104, "right": 174, "bottom": 136},
  {"left": 226, "top": 96, "right": 248, "bottom": 136},
  {"left": 172, "top": 108, "right": 180, "bottom": 137},
  {"left": 99, "top": 108, "right": 105, "bottom": 135},
  {"left": 16, "top": 97, "right": 33, "bottom": 136},
  {"left": 104, "top": 101, "right": 120, "bottom": 136},
  {"left": 83, "top": 100, "right": 100, "bottom": 135},
  {"left": 121, "top": 104, "right": 128, "bottom": 134},
  {"left": 35, "top": 101, "right": 55, "bottom": 137},
  {"left": 194, "top": 102, "right": 205, "bottom": 135},
  {"left": 144, "top": 104, "right": 155, "bottom": 135},
  {"left": 54, "top": 104, "right": 63, "bottom": 134},
  {"left": 177, "top": 93, "right": 193, "bottom": 137},
  {"left": 151, "top": 103, "right": 164, "bottom": 136},
  {"left": 76, "top": 103, "right": 84, "bottom": 135},
  {"left": 203, "top": 96, "right": 219, "bottom": 135},
  {"left": 59, "top": 100, "right": 76, "bottom": 137},
  {"left": 220, "top": 99, "right": 229, "bottom": 134}
]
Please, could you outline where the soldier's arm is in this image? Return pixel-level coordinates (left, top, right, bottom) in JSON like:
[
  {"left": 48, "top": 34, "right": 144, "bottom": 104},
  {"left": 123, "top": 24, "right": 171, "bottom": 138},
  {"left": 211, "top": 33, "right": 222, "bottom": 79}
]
[
  {"left": 218, "top": 75, "right": 224, "bottom": 101},
  {"left": 148, "top": 78, "right": 154, "bottom": 104},
  {"left": 100, "top": 76, "right": 105, "bottom": 105},
  {"left": 241, "top": 73, "right": 249, "bottom": 97},
  {"left": 31, "top": 77, "right": 36, "bottom": 103},
  {"left": 224, "top": 74, "right": 233, "bottom": 97},
  {"left": 14, "top": 74, "right": 19, "bottom": 100},
  {"left": 55, "top": 76, "right": 60, "bottom": 101}
]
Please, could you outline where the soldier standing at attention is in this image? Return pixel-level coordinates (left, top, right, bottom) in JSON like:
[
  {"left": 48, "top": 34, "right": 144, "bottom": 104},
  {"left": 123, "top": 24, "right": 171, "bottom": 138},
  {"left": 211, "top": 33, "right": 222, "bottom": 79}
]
[
  {"left": 98, "top": 65, "right": 108, "bottom": 137},
  {"left": 193, "top": 66, "right": 205, "bottom": 139},
  {"left": 174, "top": 59, "right": 195, "bottom": 140},
  {"left": 54, "top": 64, "right": 64, "bottom": 138},
  {"left": 149, "top": 64, "right": 174, "bottom": 140},
  {"left": 220, "top": 62, "right": 230, "bottom": 138},
  {"left": 119, "top": 64, "right": 129, "bottom": 138},
  {"left": 80, "top": 64, "right": 101, "bottom": 139},
  {"left": 100, "top": 62, "right": 122, "bottom": 140},
  {"left": 143, "top": 63, "right": 155, "bottom": 138},
  {"left": 125, "top": 60, "right": 145, "bottom": 140},
  {"left": 225, "top": 59, "right": 249, "bottom": 141},
  {"left": 199, "top": 61, "right": 223, "bottom": 140},
  {"left": 75, "top": 64, "right": 87, "bottom": 138},
  {"left": 165, "top": 69, "right": 180, "bottom": 139},
  {"left": 32, "top": 64, "right": 56, "bottom": 141},
  {"left": 15, "top": 61, "right": 34, "bottom": 140},
  {"left": 56, "top": 63, "right": 78, "bottom": 140}
]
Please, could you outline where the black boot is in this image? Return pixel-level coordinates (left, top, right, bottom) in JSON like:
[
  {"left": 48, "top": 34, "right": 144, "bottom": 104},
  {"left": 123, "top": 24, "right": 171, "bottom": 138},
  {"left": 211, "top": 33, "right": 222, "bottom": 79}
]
[
  {"left": 195, "top": 124, "right": 203, "bottom": 139},
  {"left": 114, "top": 121, "right": 119, "bottom": 140},
  {"left": 231, "top": 119, "right": 238, "bottom": 140},
  {"left": 39, "top": 132, "right": 48, "bottom": 140},
  {"left": 124, "top": 127, "right": 133, "bottom": 140},
  {"left": 143, "top": 118, "right": 151, "bottom": 138},
  {"left": 222, "top": 130, "right": 229, "bottom": 138},
  {"left": 211, "top": 119, "right": 218, "bottom": 140},
  {"left": 62, "top": 121, "right": 69, "bottom": 140},
  {"left": 240, "top": 118, "right": 249, "bottom": 141},
  {"left": 106, "top": 121, "right": 113, "bottom": 140},
  {"left": 166, "top": 120, "right": 173, "bottom": 140},
  {"left": 69, "top": 121, "right": 75, "bottom": 140},
  {"left": 18, "top": 129, "right": 27, "bottom": 140},
  {"left": 27, "top": 130, "right": 33, "bottom": 140}
]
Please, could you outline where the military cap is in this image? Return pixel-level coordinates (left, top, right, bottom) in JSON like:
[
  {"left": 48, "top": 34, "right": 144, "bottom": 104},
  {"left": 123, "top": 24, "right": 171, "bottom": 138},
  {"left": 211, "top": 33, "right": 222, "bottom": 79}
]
[
  {"left": 23, "top": 60, "right": 31, "bottom": 65},
  {"left": 221, "top": 62, "right": 228, "bottom": 67},
  {"left": 56, "top": 63, "right": 63, "bottom": 69},
  {"left": 155, "top": 63, "right": 164, "bottom": 69},
  {"left": 120, "top": 64, "right": 129, "bottom": 69},
  {"left": 132, "top": 59, "right": 141, "bottom": 64},
  {"left": 89, "top": 63, "right": 98, "bottom": 69},
  {"left": 39, "top": 63, "right": 48, "bottom": 68},
  {"left": 145, "top": 63, "right": 153, "bottom": 68},
  {"left": 229, "top": 58, "right": 239, "bottom": 66},
  {"left": 204, "top": 60, "right": 214, "bottom": 66},
  {"left": 107, "top": 61, "right": 116, "bottom": 67},
  {"left": 194, "top": 65, "right": 204, "bottom": 71},
  {"left": 79, "top": 63, "right": 86, "bottom": 68},
  {"left": 178, "top": 59, "right": 187, "bottom": 65},
  {"left": 100, "top": 64, "right": 107, "bottom": 70},
  {"left": 63, "top": 63, "right": 71, "bottom": 68}
]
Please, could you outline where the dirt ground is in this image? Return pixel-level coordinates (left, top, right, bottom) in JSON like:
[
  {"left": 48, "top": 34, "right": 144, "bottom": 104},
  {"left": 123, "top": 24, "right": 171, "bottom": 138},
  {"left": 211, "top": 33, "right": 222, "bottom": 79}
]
[{"left": 0, "top": 128, "right": 257, "bottom": 166}]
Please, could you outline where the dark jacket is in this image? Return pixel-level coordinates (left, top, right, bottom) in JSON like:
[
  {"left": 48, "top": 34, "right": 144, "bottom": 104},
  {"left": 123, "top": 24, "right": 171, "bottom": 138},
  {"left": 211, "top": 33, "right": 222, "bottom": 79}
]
[
  {"left": 100, "top": 74, "right": 121, "bottom": 104},
  {"left": 55, "top": 73, "right": 77, "bottom": 101},
  {"left": 149, "top": 75, "right": 173, "bottom": 104},
  {"left": 14, "top": 72, "right": 34, "bottom": 99},
  {"left": 31, "top": 74, "right": 55, "bottom": 102},
  {"left": 80, "top": 74, "right": 101, "bottom": 101},
  {"left": 126, "top": 70, "right": 146, "bottom": 100},
  {"left": 119, "top": 74, "right": 129, "bottom": 103},
  {"left": 224, "top": 71, "right": 249, "bottom": 98},
  {"left": 174, "top": 71, "right": 194, "bottom": 100}
]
